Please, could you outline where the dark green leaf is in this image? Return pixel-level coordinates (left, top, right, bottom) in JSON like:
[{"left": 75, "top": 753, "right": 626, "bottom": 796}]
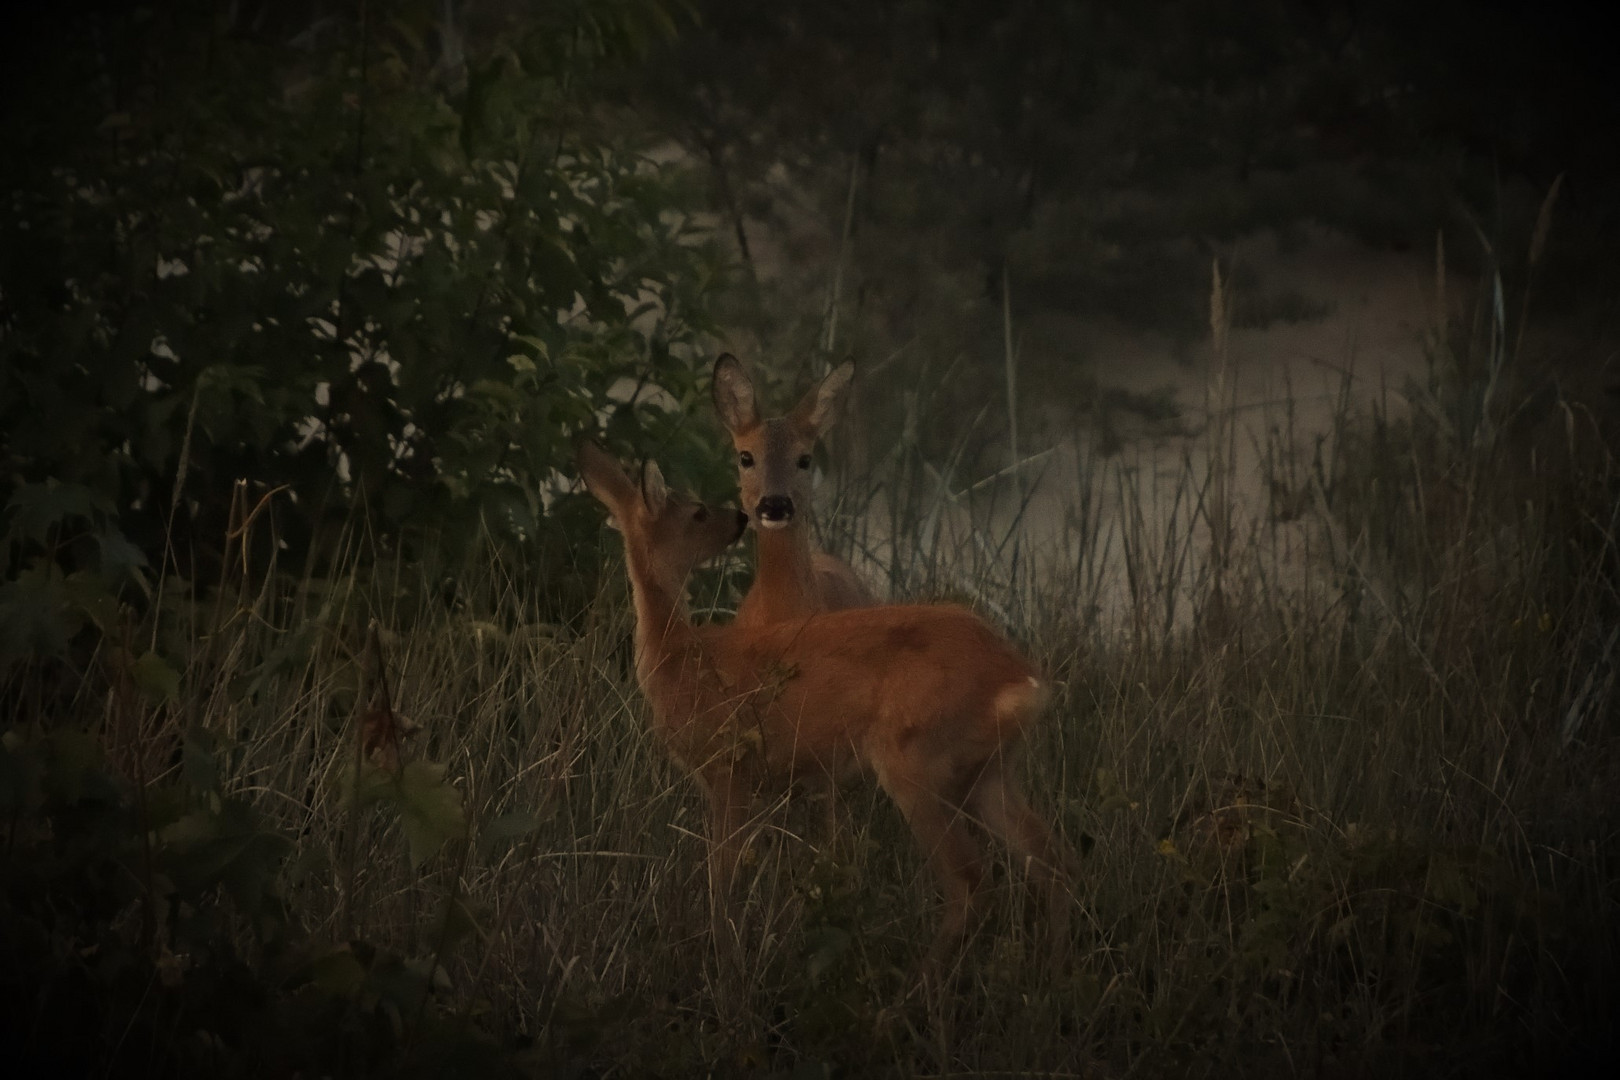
[
  {"left": 132, "top": 650, "right": 182, "bottom": 703},
  {"left": 476, "top": 807, "right": 550, "bottom": 861},
  {"left": 4, "top": 481, "right": 113, "bottom": 547},
  {"left": 394, "top": 760, "right": 467, "bottom": 868}
]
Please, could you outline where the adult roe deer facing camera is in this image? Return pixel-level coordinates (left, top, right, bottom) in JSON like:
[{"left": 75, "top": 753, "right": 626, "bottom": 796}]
[
  {"left": 576, "top": 440, "right": 1072, "bottom": 965},
  {"left": 712, "top": 353, "right": 876, "bottom": 626}
]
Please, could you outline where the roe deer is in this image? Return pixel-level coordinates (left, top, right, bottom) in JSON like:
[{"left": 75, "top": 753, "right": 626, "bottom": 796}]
[
  {"left": 576, "top": 440, "right": 1072, "bottom": 965},
  {"left": 712, "top": 353, "right": 875, "bottom": 626}
]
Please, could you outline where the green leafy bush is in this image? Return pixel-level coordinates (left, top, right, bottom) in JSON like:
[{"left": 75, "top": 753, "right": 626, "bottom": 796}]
[{"left": 1, "top": 1, "right": 725, "bottom": 596}]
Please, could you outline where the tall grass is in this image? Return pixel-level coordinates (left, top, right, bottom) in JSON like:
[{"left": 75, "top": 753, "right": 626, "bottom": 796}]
[{"left": 8, "top": 250, "right": 1617, "bottom": 1077}]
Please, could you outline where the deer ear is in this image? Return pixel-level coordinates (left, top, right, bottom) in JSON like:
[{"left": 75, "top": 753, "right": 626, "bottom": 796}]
[
  {"left": 575, "top": 439, "right": 638, "bottom": 516},
  {"left": 639, "top": 459, "right": 669, "bottom": 516},
  {"left": 711, "top": 353, "right": 759, "bottom": 434},
  {"left": 792, "top": 360, "right": 854, "bottom": 436}
]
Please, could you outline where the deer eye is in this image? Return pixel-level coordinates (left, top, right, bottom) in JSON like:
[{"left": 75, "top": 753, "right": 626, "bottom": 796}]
[
  {"left": 796, "top": 454, "right": 812, "bottom": 470},
  {"left": 692, "top": 505, "right": 709, "bottom": 523},
  {"left": 738, "top": 451, "right": 755, "bottom": 468}
]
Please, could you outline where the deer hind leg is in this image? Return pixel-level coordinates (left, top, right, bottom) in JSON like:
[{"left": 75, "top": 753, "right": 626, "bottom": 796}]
[
  {"left": 967, "top": 757, "right": 1076, "bottom": 948},
  {"left": 881, "top": 765, "right": 987, "bottom": 969}
]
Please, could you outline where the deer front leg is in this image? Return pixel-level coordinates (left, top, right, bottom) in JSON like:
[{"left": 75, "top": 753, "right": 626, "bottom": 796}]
[{"left": 704, "top": 775, "right": 752, "bottom": 942}]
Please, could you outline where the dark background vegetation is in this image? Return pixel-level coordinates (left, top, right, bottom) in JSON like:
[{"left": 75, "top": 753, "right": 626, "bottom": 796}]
[{"left": 2, "top": 1, "right": 1617, "bottom": 1076}]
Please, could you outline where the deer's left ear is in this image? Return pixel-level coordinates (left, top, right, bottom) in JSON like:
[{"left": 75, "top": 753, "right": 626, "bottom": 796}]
[
  {"left": 793, "top": 360, "right": 855, "bottom": 436},
  {"left": 640, "top": 459, "right": 668, "bottom": 516}
]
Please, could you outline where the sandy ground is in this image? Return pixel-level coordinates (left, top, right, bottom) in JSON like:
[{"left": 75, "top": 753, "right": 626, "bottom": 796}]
[{"left": 830, "top": 227, "right": 1450, "bottom": 629}]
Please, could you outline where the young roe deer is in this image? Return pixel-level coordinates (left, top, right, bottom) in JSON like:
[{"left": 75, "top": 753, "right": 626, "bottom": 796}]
[
  {"left": 712, "top": 353, "right": 876, "bottom": 626},
  {"left": 576, "top": 440, "right": 1072, "bottom": 963}
]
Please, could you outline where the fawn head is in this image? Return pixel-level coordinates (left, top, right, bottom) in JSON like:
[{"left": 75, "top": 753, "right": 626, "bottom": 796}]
[
  {"left": 711, "top": 354, "right": 855, "bottom": 531},
  {"left": 576, "top": 440, "right": 747, "bottom": 588}
]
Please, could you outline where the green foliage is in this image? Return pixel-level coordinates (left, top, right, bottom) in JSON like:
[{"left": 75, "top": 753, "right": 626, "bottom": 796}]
[
  {"left": 1, "top": 480, "right": 142, "bottom": 668},
  {"left": 347, "top": 758, "right": 469, "bottom": 869},
  {"left": 0, "top": 0, "right": 725, "bottom": 601}
]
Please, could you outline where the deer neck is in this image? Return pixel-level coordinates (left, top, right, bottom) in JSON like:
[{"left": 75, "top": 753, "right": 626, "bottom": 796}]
[
  {"left": 620, "top": 541, "right": 699, "bottom": 685},
  {"left": 741, "top": 522, "right": 820, "bottom": 624}
]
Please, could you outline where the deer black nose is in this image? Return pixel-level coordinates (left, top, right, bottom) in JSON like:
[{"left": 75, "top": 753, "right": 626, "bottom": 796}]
[{"left": 755, "top": 495, "right": 795, "bottom": 523}]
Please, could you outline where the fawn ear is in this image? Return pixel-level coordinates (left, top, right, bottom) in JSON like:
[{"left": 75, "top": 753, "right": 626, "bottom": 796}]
[
  {"left": 711, "top": 353, "right": 759, "bottom": 434},
  {"left": 575, "top": 439, "right": 638, "bottom": 520},
  {"left": 639, "top": 459, "right": 669, "bottom": 516},
  {"left": 791, "top": 359, "right": 854, "bottom": 436}
]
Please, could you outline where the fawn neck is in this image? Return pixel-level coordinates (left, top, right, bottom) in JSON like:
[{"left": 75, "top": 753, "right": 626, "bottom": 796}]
[{"left": 619, "top": 536, "right": 700, "bottom": 687}]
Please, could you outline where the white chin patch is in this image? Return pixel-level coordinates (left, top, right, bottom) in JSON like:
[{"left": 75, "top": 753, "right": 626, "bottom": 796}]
[{"left": 757, "top": 518, "right": 791, "bottom": 531}]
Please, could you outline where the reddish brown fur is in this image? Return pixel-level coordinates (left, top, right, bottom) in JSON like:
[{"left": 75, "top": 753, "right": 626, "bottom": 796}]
[{"left": 576, "top": 440, "right": 1072, "bottom": 965}]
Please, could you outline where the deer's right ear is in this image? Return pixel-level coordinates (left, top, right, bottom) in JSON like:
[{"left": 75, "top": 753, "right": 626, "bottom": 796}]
[
  {"left": 712, "top": 353, "right": 760, "bottom": 434},
  {"left": 639, "top": 459, "right": 669, "bottom": 516},
  {"left": 575, "top": 439, "right": 638, "bottom": 517}
]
